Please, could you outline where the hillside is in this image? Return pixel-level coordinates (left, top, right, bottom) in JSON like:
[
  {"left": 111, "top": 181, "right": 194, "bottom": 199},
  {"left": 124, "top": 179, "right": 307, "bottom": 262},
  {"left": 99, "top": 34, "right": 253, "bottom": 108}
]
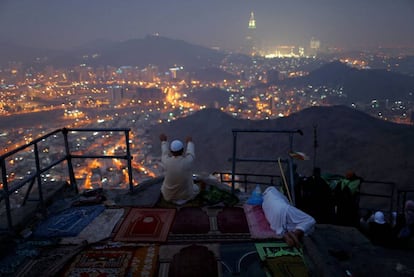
[
  {"left": 148, "top": 106, "right": 414, "bottom": 189},
  {"left": 0, "top": 36, "right": 226, "bottom": 70},
  {"left": 282, "top": 61, "right": 414, "bottom": 102}
]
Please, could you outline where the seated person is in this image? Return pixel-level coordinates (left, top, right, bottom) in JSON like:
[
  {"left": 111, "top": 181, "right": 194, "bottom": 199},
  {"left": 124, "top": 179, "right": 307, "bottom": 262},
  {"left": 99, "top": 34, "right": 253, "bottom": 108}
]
[
  {"left": 262, "top": 186, "right": 316, "bottom": 248},
  {"left": 397, "top": 200, "right": 414, "bottom": 241},
  {"left": 159, "top": 133, "right": 200, "bottom": 205},
  {"left": 367, "top": 211, "right": 392, "bottom": 246}
]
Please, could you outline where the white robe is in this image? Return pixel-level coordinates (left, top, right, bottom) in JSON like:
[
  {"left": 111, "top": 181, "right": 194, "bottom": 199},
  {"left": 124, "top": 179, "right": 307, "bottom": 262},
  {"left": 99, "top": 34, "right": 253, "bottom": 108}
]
[
  {"left": 160, "top": 141, "right": 199, "bottom": 202},
  {"left": 262, "top": 186, "right": 315, "bottom": 237}
]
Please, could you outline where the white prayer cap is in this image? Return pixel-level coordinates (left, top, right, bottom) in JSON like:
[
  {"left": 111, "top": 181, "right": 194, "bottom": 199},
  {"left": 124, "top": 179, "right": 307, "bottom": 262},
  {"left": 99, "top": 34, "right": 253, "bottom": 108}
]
[
  {"left": 374, "top": 211, "right": 386, "bottom": 224},
  {"left": 170, "top": 140, "right": 184, "bottom": 152}
]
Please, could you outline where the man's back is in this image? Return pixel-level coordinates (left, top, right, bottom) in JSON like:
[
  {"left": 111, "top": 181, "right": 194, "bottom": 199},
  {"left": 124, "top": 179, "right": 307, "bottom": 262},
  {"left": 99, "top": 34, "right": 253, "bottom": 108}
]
[{"left": 160, "top": 138, "right": 198, "bottom": 202}]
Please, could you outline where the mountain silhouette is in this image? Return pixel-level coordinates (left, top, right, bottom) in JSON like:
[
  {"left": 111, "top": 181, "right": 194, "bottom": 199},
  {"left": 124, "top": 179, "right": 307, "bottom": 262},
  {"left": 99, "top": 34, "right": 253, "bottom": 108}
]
[
  {"left": 283, "top": 61, "right": 414, "bottom": 102},
  {"left": 149, "top": 105, "right": 414, "bottom": 189},
  {"left": 0, "top": 36, "right": 226, "bottom": 69},
  {"left": 49, "top": 35, "right": 226, "bottom": 69}
]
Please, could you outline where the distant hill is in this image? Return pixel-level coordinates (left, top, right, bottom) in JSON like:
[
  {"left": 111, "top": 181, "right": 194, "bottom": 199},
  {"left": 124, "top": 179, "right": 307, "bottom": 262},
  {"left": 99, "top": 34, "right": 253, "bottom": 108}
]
[
  {"left": 0, "top": 41, "right": 62, "bottom": 66},
  {"left": 283, "top": 61, "right": 414, "bottom": 103},
  {"left": 148, "top": 106, "right": 414, "bottom": 189},
  {"left": 70, "top": 35, "right": 226, "bottom": 69},
  {"left": 0, "top": 36, "right": 226, "bottom": 70}
]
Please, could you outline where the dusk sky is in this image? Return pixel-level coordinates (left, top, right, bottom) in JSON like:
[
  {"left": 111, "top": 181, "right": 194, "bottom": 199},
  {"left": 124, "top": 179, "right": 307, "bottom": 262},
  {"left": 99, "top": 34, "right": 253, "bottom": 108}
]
[{"left": 1, "top": 0, "right": 413, "bottom": 51}]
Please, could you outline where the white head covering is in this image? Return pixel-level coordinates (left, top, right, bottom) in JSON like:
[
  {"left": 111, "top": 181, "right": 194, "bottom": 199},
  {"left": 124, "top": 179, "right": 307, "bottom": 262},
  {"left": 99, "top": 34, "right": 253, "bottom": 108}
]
[
  {"left": 170, "top": 140, "right": 184, "bottom": 152},
  {"left": 374, "top": 211, "right": 386, "bottom": 224}
]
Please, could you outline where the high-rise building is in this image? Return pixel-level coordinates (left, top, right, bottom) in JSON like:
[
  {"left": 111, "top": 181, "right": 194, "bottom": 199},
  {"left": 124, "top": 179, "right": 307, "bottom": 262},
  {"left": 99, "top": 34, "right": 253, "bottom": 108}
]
[
  {"left": 310, "top": 37, "right": 321, "bottom": 56},
  {"left": 248, "top": 11, "right": 256, "bottom": 30},
  {"left": 245, "top": 12, "right": 258, "bottom": 56},
  {"left": 110, "top": 85, "right": 124, "bottom": 106}
]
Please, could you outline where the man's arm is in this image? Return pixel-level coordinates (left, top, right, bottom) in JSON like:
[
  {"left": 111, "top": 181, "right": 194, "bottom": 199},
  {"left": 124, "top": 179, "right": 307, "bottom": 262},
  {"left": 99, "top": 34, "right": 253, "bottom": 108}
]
[
  {"left": 283, "top": 229, "right": 304, "bottom": 248},
  {"left": 185, "top": 136, "right": 195, "bottom": 159},
  {"left": 160, "top": 133, "right": 167, "bottom": 142},
  {"left": 160, "top": 134, "right": 169, "bottom": 158}
]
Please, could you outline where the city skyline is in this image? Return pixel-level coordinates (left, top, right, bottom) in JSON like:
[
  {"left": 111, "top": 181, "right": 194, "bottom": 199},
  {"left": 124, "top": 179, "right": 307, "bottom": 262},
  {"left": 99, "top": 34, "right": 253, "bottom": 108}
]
[{"left": 1, "top": 0, "right": 414, "bottom": 52}]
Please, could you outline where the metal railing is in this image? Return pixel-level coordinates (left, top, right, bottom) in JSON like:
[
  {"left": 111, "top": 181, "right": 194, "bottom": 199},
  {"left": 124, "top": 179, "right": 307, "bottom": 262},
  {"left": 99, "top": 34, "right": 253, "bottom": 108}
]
[
  {"left": 212, "top": 171, "right": 282, "bottom": 193},
  {"left": 0, "top": 127, "right": 133, "bottom": 231},
  {"left": 229, "top": 128, "right": 303, "bottom": 204},
  {"left": 397, "top": 189, "right": 414, "bottom": 214},
  {"left": 358, "top": 180, "right": 396, "bottom": 218}
]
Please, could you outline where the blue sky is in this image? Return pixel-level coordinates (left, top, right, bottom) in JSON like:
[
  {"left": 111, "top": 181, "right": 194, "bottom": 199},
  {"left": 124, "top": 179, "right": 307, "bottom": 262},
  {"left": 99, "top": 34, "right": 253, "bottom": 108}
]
[{"left": 0, "top": 0, "right": 413, "bottom": 51}]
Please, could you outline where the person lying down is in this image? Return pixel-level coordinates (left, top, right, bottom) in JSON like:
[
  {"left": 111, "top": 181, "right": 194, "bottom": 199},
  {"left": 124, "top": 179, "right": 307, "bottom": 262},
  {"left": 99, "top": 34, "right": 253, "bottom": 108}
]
[{"left": 262, "top": 186, "right": 316, "bottom": 248}]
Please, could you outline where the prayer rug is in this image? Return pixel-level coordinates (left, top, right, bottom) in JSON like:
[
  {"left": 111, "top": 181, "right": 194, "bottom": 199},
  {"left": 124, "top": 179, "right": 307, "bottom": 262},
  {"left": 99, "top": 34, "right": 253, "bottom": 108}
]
[
  {"left": 167, "top": 232, "right": 251, "bottom": 242},
  {"left": 255, "top": 242, "right": 309, "bottom": 277},
  {"left": 220, "top": 243, "right": 267, "bottom": 277},
  {"left": 243, "top": 204, "right": 280, "bottom": 239},
  {"left": 159, "top": 244, "right": 219, "bottom": 277},
  {"left": 114, "top": 208, "right": 175, "bottom": 242},
  {"left": 15, "top": 244, "right": 86, "bottom": 277},
  {"left": 63, "top": 245, "right": 159, "bottom": 277},
  {"left": 168, "top": 207, "right": 251, "bottom": 242},
  {"left": 265, "top": 256, "right": 309, "bottom": 277},
  {"left": 170, "top": 207, "right": 210, "bottom": 234},
  {"left": 60, "top": 208, "right": 124, "bottom": 244},
  {"left": 217, "top": 207, "right": 250, "bottom": 233},
  {"left": 33, "top": 205, "right": 105, "bottom": 238},
  {"left": 0, "top": 239, "right": 58, "bottom": 276}
]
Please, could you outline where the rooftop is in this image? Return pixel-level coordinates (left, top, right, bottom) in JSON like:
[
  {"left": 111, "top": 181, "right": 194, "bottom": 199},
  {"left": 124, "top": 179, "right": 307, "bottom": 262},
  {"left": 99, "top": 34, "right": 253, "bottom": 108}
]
[{"left": 1, "top": 127, "right": 414, "bottom": 276}]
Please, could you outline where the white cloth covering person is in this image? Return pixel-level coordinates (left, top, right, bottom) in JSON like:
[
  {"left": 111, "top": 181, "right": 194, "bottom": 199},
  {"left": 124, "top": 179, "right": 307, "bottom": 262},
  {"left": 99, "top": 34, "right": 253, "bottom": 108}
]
[
  {"left": 262, "top": 186, "right": 316, "bottom": 247},
  {"left": 159, "top": 134, "right": 199, "bottom": 205}
]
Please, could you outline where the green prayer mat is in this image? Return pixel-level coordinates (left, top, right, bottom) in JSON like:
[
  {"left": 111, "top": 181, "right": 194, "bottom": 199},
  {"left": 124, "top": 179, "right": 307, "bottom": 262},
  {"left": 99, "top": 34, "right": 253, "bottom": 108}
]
[{"left": 255, "top": 242, "right": 308, "bottom": 277}]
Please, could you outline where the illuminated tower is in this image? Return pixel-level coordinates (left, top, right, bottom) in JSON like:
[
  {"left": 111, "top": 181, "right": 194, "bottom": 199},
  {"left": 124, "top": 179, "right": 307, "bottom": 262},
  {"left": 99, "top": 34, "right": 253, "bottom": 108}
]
[
  {"left": 245, "top": 11, "right": 257, "bottom": 56},
  {"left": 248, "top": 11, "right": 256, "bottom": 30}
]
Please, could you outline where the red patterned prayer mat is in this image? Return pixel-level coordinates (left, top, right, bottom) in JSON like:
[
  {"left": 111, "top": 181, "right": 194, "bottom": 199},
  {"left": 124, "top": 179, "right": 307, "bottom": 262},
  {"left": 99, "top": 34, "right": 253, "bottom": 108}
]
[
  {"left": 168, "top": 207, "right": 251, "bottom": 242},
  {"left": 63, "top": 245, "right": 159, "bottom": 277},
  {"left": 243, "top": 204, "right": 281, "bottom": 239},
  {"left": 217, "top": 207, "right": 250, "bottom": 233},
  {"left": 169, "top": 244, "right": 218, "bottom": 277},
  {"left": 170, "top": 207, "right": 210, "bottom": 234},
  {"left": 114, "top": 208, "right": 176, "bottom": 242}
]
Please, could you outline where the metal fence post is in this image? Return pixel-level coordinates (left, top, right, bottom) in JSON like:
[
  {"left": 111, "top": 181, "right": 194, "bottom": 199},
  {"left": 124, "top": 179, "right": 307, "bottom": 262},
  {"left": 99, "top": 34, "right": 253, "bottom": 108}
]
[
  {"left": 33, "top": 143, "right": 45, "bottom": 210},
  {"left": 231, "top": 131, "right": 237, "bottom": 194},
  {"left": 62, "top": 128, "right": 77, "bottom": 193},
  {"left": 1, "top": 158, "right": 13, "bottom": 231},
  {"left": 125, "top": 129, "right": 134, "bottom": 192}
]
